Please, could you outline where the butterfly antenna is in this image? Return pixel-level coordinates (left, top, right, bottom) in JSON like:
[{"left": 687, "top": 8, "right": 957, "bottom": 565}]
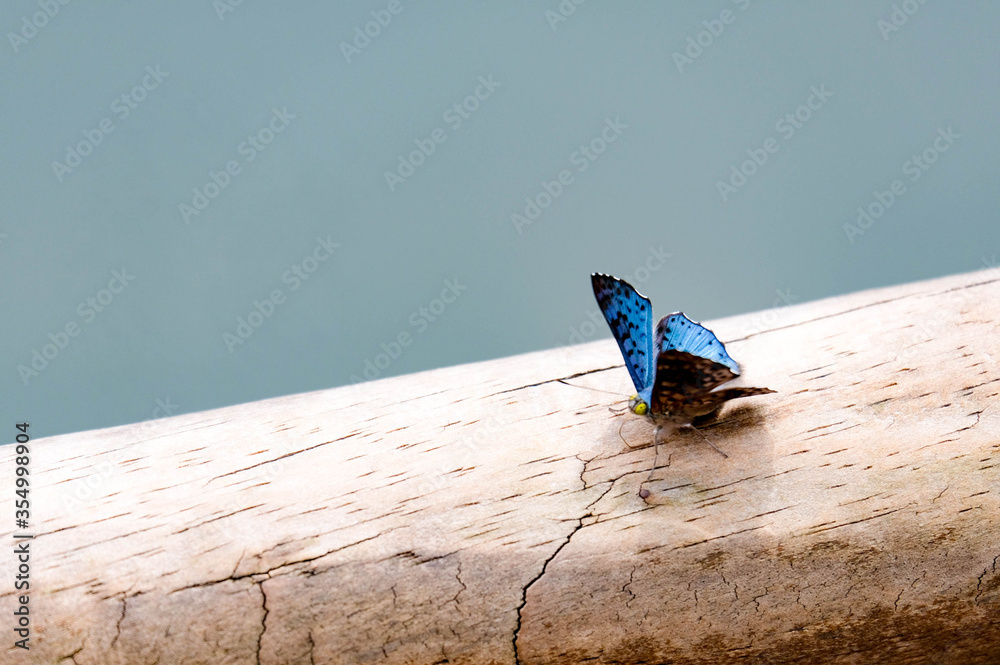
[
  {"left": 689, "top": 424, "right": 728, "bottom": 458},
  {"left": 557, "top": 380, "right": 623, "bottom": 398},
  {"left": 558, "top": 380, "right": 629, "bottom": 415}
]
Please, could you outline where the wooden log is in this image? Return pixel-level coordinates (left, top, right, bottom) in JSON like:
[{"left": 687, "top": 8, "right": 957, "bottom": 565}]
[{"left": 3, "top": 268, "right": 999, "bottom": 664}]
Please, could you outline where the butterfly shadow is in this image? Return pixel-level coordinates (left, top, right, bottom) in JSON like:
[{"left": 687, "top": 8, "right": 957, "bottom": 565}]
[
  {"left": 617, "top": 402, "right": 775, "bottom": 502},
  {"left": 691, "top": 402, "right": 773, "bottom": 439}
]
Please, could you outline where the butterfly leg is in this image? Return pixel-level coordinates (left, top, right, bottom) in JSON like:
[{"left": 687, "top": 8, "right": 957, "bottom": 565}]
[
  {"left": 685, "top": 424, "right": 728, "bottom": 458},
  {"left": 639, "top": 426, "right": 664, "bottom": 500},
  {"left": 618, "top": 418, "right": 640, "bottom": 449}
]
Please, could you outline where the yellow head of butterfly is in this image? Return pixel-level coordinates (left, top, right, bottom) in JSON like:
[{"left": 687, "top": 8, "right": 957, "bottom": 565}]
[{"left": 629, "top": 394, "right": 648, "bottom": 416}]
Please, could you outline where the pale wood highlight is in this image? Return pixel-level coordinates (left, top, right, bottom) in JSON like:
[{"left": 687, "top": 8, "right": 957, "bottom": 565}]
[{"left": 3, "top": 269, "right": 999, "bottom": 664}]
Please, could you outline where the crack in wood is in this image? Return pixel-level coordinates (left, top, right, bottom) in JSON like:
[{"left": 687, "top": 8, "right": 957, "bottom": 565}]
[{"left": 512, "top": 516, "right": 587, "bottom": 665}]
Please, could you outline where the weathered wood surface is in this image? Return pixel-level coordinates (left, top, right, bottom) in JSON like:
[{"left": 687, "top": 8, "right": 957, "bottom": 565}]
[{"left": 3, "top": 269, "right": 999, "bottom": 664}]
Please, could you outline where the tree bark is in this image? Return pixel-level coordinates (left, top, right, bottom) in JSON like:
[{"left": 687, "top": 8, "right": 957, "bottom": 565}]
[{"left": 3, "top": 269, "right": 999, "bottom": 664}]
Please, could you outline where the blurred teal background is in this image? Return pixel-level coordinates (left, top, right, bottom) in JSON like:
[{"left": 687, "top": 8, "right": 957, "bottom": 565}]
[{"left": 2, "top": 1, "right": 998, "bottom": 440}]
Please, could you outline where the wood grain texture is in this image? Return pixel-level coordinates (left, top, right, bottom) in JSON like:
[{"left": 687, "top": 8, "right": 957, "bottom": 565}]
[{"left": 3, "top": 269, "right": 999, "bottom": 664}]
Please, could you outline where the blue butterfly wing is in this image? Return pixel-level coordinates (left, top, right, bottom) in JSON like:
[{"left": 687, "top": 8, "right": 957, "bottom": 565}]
[
  {"left": 648, "top": 313, "right": 741, "bottom": 417},
  {"left": 648, "top": 313, "right": 774, "bottom": 419},
  {"left": 655, "top": 313, "right": 740, "bottom": 375},
  {"left": 591, "top": 274, "right": 655, "bottom": 394}
]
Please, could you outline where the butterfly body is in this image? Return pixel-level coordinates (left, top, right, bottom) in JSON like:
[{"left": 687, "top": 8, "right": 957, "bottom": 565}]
[{"left": 592, "top": 273, "right": 774, "bottom": 427}]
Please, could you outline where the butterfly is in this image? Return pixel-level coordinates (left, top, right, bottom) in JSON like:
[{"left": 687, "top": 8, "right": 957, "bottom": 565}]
[{"left": 592, "top": 273, "right": 775, "bottom": 433}]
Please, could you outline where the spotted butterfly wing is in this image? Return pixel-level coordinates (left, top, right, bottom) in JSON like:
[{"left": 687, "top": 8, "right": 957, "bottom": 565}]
[
  {"left": 655, "top": 313, "right": 740, "bottom": 376},
  {"left": 591, "top": 273, "right": 654, "bottom": 395},
  {"left": 649, "top": 313, "right": 774, "bottom": 419}
]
